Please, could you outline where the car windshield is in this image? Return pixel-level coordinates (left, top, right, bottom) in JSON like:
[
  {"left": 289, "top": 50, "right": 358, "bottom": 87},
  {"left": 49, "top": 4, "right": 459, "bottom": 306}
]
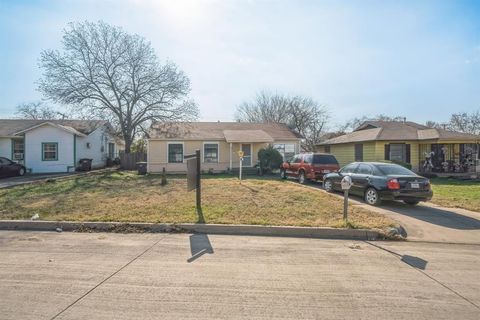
[
  {"left": 312, "top": 155, "right": 338, "bottom": 165},
  {"left": 376, "top": 164, "right": 415, "bottom": 176}
]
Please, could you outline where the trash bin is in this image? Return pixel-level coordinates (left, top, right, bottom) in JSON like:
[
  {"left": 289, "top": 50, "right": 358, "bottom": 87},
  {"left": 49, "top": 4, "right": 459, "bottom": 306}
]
[
  {"left": 78, "top": 158, "right": 93, "bottom": 171},
  {"left": 137, "top": 162, "right": 147, "bottom": 175}
]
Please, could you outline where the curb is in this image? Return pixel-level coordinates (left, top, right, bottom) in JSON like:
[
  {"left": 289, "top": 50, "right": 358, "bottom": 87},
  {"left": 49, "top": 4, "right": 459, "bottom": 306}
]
[{"left": 0, "top": 220, "right": 383, "bottom": 240}]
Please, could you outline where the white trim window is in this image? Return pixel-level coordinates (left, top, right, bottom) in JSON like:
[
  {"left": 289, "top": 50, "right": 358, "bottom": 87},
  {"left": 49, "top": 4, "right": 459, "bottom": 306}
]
[
  {"left": 168, "top": 142, "right": 184, "bottom": 163},
  {"left": 203, "top": 142, "right": 219, "bottom": 163},
  {"left": 273, "top": 143, "right": 296, "bottom": 161}
]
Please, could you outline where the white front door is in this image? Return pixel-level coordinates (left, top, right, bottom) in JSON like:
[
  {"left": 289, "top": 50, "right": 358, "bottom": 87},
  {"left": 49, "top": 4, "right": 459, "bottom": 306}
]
[{"left": 241, "top": 144, "right": 252, "bottom": 167}]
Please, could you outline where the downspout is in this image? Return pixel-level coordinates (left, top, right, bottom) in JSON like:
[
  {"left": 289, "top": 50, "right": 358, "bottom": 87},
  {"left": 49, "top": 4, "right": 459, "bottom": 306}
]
[{"left": 73, "top": 135, "right": 77, "bottom": 169}]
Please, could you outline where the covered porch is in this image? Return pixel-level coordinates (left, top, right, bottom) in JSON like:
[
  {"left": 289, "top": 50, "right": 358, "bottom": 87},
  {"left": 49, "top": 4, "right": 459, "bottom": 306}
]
[{"left": 418, "top": 142, "right": 479, "bottom": 174}]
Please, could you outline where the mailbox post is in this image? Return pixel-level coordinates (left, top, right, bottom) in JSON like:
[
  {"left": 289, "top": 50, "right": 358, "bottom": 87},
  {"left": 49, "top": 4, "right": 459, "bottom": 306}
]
[
  {"left": 237, "top": 150, "right": 244, "bottom": 182},
  {"left": 341, "top": 175, "right": 353, "bottom": 222},
  {"left": 185, "top": 150, "right": 201, "bottom": 214}
]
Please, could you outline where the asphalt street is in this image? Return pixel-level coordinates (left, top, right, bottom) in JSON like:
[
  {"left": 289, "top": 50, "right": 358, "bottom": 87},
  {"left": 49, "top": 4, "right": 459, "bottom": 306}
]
[{"left": 0, "top": 231, "right": 478, "bottom": 319}]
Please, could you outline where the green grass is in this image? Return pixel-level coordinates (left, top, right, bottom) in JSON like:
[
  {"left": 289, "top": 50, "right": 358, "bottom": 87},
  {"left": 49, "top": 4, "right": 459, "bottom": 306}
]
[
  {"left": 0, "top": 171, "right": 395, "bottom": 230},
  {"left": 430, "top": 178, "right": 480, "bottom": 212}
]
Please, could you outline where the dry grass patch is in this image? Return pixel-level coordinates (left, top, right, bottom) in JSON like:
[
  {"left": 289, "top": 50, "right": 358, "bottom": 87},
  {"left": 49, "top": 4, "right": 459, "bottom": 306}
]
[{"left": 0, "top": 171, "right": 394, "bottom": 230}]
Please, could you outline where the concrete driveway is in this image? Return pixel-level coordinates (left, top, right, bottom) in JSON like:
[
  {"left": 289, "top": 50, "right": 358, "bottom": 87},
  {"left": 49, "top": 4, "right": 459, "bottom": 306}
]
[
  {"left": 301, "top": 182, "right": 480, "bottom": 244},
  {"left": 0, "top": 231, "right": 479, "bottom": 319},
  {"left": 0, "top": 173, "right": 74, "bottom": 189}
]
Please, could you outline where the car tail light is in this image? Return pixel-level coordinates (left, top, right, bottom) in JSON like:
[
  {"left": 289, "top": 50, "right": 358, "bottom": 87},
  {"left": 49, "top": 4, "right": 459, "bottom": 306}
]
[{"left": 387, "top": 178, "right": 400, "bottom": 190}]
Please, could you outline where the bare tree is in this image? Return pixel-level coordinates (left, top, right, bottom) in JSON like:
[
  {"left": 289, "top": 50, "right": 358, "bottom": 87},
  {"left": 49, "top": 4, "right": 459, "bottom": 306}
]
[
  {"left": 337, "top": 114, "right": 406, "bottom": 133},
  {"left": 15, "top": 101, "right": 68, "bottom": 120},
  {"left": 39, "top": 21, "right": 198, "bottom": 153},
  {"left": 235, "top": 91, "right": 329, "bottom": 151},
  {"left": 447, "top": 111, "right": 480, "bottom": 135}
]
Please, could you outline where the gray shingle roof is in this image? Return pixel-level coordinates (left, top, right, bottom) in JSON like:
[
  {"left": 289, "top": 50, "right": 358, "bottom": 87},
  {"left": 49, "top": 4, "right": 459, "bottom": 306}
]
[
  {"left": 149, "top": 122, "right": 302, "bottom": 141},
  {"left": 320, "top": 121, "right": 480, "bottom": 145},
  {"left": 0, "top": 119, "right": 108, "bottom": 136}
]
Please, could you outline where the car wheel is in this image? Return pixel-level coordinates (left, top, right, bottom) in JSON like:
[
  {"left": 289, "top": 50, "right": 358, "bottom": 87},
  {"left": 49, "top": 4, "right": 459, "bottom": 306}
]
[
  {"left": 18, "top": 167, "right": 25, "bottom": 176},
  {"left": 298, "top": 171, "right": 306, "bottom": 184},
  {"left": 365, "top": 187, "right": 381, "bottom": 206},
  {"left": 404, "top": 200, "right": 419, "bottom": 206},
  {"left": 280, "top": 169, "right": 287, "bottom": 179},
  {"left": 324, "top": 179, "right": 333, "bottom": 192}
]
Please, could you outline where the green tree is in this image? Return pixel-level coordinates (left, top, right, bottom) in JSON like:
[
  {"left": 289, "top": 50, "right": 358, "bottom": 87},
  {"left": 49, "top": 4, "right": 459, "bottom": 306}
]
[{"left": 258, "top": 145, "right": 283, "bottom": 174}]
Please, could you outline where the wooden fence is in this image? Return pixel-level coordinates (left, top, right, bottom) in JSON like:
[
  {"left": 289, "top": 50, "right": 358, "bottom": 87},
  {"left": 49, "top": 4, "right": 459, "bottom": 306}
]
[{"left": 119, "top": 152, "right": 147, "bottom": 170}]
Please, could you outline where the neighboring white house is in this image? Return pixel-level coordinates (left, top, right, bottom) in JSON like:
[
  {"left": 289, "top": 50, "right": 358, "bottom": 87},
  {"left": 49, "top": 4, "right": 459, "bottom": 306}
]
[{"left": 0, "top": 119, "right": 122, "bottom": 173}]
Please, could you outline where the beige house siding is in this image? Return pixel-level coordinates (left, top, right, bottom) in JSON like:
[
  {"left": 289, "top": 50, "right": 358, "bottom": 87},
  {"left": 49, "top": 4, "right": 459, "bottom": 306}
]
[{"left": 147, "top": 139, "right": 296, "bottom": 173}]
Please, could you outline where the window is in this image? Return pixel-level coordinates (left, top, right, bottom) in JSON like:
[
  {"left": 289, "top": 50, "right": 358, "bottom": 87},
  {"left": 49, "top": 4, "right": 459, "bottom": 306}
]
[
  {"left": 354, "top": 144, "right": 363, "bottom": 162},
  {"left": 293, "top": 155, "right": 302, "bottom": 163},
  {"left": 168, "top": 143, "right": 183, "bottom": 163},
  {"left": 356, "top": 163, "right": 372, "bottom": 175},
  {"left": 340, "top": 163, "right": 358, "bottom": 174},
  {"left": 0, "top": 157, "right": 12, "bottom": 165},
  {"left": 324, "top": 146, "right": 331, "bottom": 153},
  {"left": 42, "top": 143, "right": 58, "bottom": 161},
  {"left": 312, "top": 154, "right": 339, "bottom": 165},
  {"left": 390, "top": 144, "right": 406, "bottom": 162},
  {"left": 377, "top": 164, "right": 414, "bottom": 175},
  {"left": 304, "top": 154, "right": 313, "bottom": 164},
  {"left": 12, "top": 140, "right": 24, "bottom": 160},
  {"left": 273, "top": 143, "right": 296, "bottom": 160},
  {"left": 204, "top": 143, "right": 219, "bottom": 163}
]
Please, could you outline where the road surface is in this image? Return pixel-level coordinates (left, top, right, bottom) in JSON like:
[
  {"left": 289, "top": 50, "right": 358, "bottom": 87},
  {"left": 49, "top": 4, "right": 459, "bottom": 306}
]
[{"left": 0, "top": 231, "right": 478, "bottom": 319}]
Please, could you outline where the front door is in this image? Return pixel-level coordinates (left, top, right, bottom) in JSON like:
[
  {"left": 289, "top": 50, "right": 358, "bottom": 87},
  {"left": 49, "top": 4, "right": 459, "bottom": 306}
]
[
  {"left": 108, "top": 143, "right": 115, "bottom": 159},
  {"left": 241, "top": 144, "right": 252, "bottom": 167}
]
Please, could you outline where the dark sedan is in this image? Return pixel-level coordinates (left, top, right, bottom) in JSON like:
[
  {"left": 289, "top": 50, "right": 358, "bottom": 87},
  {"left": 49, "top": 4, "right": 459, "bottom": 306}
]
[
  {"left": 323, "top": 162, "right": 433, "bottom": 206},
  {"left": 0, "top": 157, "right": 26, "bottom": 178}
]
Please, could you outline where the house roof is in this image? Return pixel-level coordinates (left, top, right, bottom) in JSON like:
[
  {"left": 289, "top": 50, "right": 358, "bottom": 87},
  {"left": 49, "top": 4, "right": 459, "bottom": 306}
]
[
  {"left": 320, "top": 120, "right": 480, "bottom": 145},
  {"left": 0, "top": 119, "right": 109, "bottom": 137},
  {"left": 223, "top": 130, "right": 274, "bottom": 143},
  {"left": 149, "top": 122, "right": 302, "bottom": 141}
]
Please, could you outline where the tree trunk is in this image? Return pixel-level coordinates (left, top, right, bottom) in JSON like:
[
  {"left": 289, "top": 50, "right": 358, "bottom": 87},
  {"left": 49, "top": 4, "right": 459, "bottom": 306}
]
[{"left": 124, "top": 137, "right": 132, "bottom": 154}]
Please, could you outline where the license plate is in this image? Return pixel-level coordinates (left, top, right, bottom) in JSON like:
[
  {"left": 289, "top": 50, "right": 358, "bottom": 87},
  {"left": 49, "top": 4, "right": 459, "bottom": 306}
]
[{"left": 410, "top": 183, "right": 420, "bottom": 189}]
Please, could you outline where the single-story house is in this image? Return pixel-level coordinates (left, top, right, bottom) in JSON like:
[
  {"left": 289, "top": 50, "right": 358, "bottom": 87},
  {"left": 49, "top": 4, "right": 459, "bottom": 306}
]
[
  {"left": 147, "top": 122, "right": 302, "bottom": 173},
  {"left": 0, "top": 119, "right": 122, "bottom": 173},
  {"left": 317, "top": 120, "right": 480, "bottom": 173}
]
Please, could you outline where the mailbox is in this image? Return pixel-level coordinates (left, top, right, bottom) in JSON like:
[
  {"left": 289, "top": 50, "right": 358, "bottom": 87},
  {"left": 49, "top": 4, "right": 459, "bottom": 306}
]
[{"left": 341, "top": 175, "right": 352, "bottom": 190}]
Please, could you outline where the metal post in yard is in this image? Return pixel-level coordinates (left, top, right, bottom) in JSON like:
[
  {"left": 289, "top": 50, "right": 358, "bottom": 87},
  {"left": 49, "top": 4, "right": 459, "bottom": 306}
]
[
  {"left": 239, "top": 157, "right": 243, "bottom": 183},
  {"left": 343, "top": 189, "right": 348, "bottom": 222},
  {"left": 196, "top": 149, "right": 201, "bottom": 213}
]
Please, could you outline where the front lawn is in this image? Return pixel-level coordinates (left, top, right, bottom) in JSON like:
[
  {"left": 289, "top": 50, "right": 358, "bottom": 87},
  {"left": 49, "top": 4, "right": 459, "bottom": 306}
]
[
  {"left": 430, "top": 178, "right": 480, "bottom": 212},
  {"left": 0, "top": 171, "right": 394, "bottom": 230}
]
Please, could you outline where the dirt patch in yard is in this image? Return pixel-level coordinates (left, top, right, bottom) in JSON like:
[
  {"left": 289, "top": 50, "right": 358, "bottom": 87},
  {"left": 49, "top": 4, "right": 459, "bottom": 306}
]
[{"left": 0, "top": 171, "right": 395, "bottom": 230}]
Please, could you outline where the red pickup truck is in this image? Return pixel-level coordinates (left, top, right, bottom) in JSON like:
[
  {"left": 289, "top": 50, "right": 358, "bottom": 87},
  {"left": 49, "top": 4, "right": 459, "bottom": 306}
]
[{"left": 280, "top": 153, "right": 340, "bottom": 184}]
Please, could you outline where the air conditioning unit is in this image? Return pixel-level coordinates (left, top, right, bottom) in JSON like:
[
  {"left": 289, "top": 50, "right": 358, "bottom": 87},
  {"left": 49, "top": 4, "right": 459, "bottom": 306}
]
[{"left": 13, "top": 153, "right": 24, "bottom": 160}]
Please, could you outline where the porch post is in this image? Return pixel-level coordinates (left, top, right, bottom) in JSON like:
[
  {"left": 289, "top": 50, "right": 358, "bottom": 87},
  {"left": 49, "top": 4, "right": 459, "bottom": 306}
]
[{"left": 229, "top": 143, "right": 232, "bottom": 170}]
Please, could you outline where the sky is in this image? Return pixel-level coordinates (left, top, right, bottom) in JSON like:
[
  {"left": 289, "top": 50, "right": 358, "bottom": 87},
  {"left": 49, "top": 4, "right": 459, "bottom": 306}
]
[{"left": 0, "top": 0, "right": 479, "bottom": 128}]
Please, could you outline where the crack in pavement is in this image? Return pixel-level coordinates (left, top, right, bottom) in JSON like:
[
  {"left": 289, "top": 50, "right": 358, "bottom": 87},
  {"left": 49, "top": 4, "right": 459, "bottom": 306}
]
[
  {"left": 364, "top": 241, "right": 480, "bottom": 310},
  {"left": 50, "top": 235, "right": 168, "bottom": 320}
]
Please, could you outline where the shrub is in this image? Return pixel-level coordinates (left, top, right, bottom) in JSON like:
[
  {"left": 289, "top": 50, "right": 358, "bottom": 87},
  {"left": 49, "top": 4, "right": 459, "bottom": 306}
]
[{"left": 258, "top": 146, "right": 284, "bottom": 175}]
